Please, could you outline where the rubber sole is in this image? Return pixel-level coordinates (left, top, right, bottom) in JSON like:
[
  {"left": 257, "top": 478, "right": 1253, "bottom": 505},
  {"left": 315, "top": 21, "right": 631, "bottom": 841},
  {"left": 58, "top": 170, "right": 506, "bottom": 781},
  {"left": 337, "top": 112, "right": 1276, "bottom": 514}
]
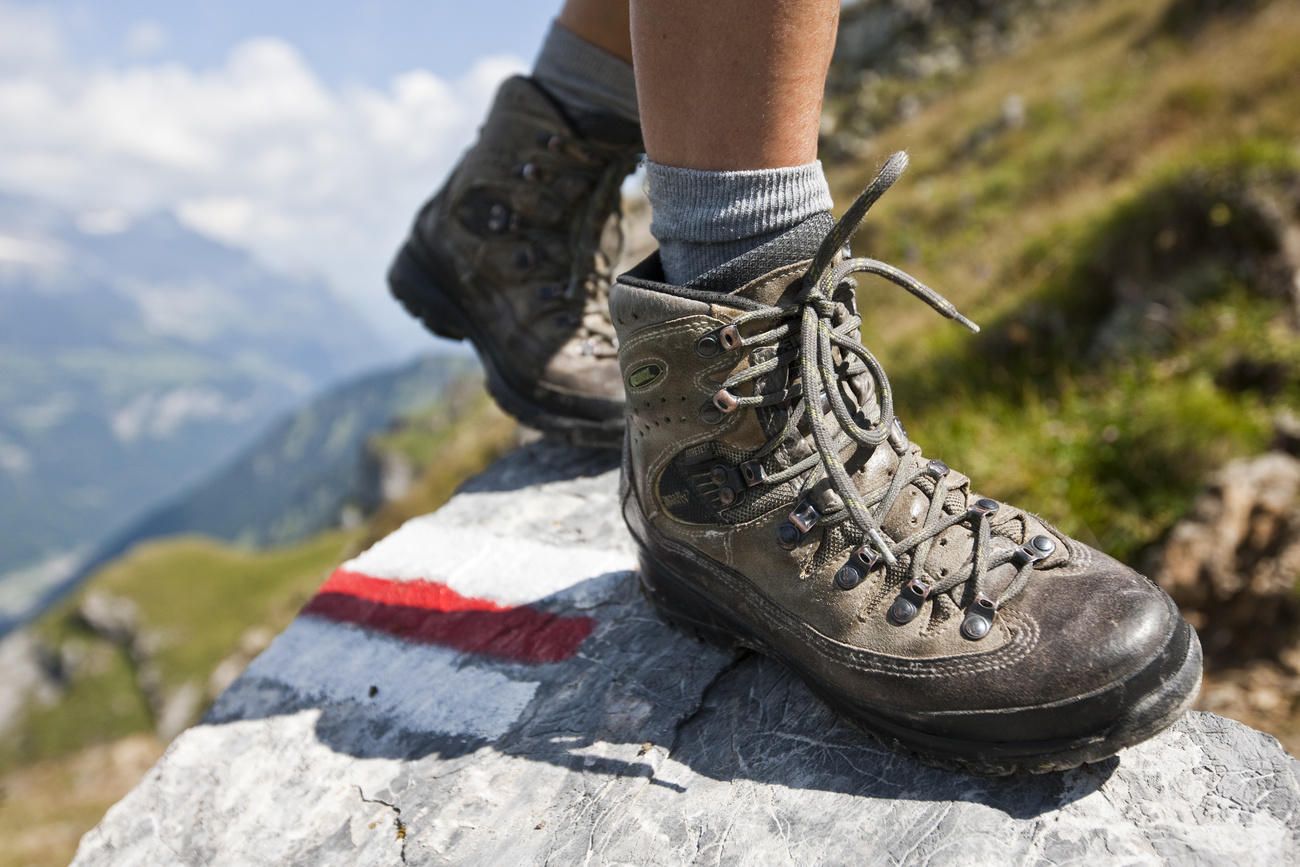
[
  {"left": 387, "top": 240, "right": 624, "bottom": 450},
  {"left": 638, "top": 547, "right": 1202, "bottom": 777}
]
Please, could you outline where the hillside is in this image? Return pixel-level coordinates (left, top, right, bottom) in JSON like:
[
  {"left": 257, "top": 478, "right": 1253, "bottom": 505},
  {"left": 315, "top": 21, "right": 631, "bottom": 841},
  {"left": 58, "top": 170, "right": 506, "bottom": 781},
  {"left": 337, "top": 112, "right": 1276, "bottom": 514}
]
[
  {"left": 80, "top": 353, "right": 481, "bottom": 582},
  {"left": 0, "top": 384, "right": 516, "bottom": 867},
  {"left": 2, "top": 1, "right": 1298, "bottom": 864},
  {"left": 821, "top": 0, "right": 1299, "bottom": 564},
  {"left": 0, "top": 195, "right": 392, "bottom": 580}
]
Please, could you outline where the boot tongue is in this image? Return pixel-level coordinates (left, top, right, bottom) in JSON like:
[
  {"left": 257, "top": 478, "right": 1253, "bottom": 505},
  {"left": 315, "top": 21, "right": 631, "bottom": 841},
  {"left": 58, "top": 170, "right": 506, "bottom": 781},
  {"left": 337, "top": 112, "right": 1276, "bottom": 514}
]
[{"left": 686, "top": 213, "right": 834, "bottom": 304}]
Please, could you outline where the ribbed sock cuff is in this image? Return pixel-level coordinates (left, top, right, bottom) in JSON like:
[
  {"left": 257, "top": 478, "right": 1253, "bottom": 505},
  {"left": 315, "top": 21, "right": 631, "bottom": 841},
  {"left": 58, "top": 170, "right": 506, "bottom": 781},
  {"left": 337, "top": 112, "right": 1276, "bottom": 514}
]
[
  {"left": 532, "top": 21, "right": 639, "bottom": 127},
  {"left": 645, "top": 161, "right": 834, "bottom": 284}
]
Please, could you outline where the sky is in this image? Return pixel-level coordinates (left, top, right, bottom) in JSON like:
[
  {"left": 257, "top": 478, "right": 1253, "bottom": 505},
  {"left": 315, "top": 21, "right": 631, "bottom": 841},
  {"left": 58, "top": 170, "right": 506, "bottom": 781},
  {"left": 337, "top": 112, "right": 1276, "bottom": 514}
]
[{"left": 0, "top": 1, "right": 558, "bottom": 352}]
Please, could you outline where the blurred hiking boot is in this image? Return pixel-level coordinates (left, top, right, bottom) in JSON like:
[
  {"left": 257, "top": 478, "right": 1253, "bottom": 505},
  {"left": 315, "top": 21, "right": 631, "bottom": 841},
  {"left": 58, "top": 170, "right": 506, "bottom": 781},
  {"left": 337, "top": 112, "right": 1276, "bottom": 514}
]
[
  {"left": 389, "top": 76, "right": 641, "bottom": 447},
  {"left": 612, "top": 153, "right": 1202, "bottom": 775}
]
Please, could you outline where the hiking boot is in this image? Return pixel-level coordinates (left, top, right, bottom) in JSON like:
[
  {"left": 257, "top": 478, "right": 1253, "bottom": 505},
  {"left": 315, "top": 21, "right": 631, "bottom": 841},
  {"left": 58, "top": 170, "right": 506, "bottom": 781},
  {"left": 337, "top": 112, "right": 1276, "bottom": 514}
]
[
  {"left": 612, "top": 153, "right": 1202, "bottom": 775},
  {"left": 388, "top": 76, "right": 641, "bottom": 447}
]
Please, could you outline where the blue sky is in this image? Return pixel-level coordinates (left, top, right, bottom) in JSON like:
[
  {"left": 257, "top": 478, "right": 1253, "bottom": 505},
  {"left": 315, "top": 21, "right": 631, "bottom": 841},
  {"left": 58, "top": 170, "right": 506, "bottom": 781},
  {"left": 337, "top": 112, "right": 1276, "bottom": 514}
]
[
  {"left": 0, "top": 1, "right": 570, "bottom": 351},
  {"left": 52, "top": 1, "right": 555, "bottom": 87}
]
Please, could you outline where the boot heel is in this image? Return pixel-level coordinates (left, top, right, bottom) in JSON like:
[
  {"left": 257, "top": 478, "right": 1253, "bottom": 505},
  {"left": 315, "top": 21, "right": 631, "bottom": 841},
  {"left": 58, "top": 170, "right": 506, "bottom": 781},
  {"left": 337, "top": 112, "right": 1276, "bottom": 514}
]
[
  {"left": 387, "top": 243, "right": 467, "bottom": 342},
  {"left": 637, "top": 552, "right": 746, "bottom": 653}
]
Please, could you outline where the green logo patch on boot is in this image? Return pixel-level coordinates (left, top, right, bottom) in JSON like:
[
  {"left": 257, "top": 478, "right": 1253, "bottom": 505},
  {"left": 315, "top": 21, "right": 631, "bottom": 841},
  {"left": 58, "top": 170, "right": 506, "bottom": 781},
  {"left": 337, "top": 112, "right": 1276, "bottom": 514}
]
[{"left": 627, "top": 361, "right": 665, "bottom": 391}]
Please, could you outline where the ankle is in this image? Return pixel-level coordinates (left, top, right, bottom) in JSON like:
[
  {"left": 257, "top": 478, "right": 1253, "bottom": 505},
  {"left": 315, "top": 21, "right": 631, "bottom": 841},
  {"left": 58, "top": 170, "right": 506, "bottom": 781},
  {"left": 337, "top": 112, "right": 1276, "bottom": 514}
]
[
  {"left": 533, "top": 21, "right": 640, "bottom": 130},
  {"left": 645, "top": 161, "right": 833, "bottom": 285}
]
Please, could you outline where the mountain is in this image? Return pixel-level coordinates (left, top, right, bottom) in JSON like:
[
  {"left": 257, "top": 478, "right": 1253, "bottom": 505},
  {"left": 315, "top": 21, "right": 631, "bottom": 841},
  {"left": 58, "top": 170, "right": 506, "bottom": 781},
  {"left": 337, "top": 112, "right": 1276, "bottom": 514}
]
[
  {"left": 0, "top": 194, "right": 401, "bottom": 577},
  {"left": 84, "top": 353, "right": 477, "bottom": 573}
]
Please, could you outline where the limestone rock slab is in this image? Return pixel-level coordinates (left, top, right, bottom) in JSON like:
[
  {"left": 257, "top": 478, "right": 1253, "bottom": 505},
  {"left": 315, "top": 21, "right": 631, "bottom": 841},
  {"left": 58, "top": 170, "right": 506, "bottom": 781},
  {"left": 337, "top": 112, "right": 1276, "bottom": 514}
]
[{"left": 74, "top": 441, "right": 1300, "bottom": 866}]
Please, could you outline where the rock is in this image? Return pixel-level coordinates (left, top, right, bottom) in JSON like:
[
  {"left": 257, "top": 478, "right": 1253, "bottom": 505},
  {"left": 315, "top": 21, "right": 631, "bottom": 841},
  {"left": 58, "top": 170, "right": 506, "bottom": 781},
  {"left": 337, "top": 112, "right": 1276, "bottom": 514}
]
[
  {"left": 1151, "top": 452, "right": 1300, "bottom": 665},
  {"left": 153, "top": 682, "right": 202, "bottom": 742},
  {"left": 207, "top": 626, "right": 276, "bottom": 699},
  {"left": 1274, "top": 410, "right": 1300, "bottom": 457},
  {"left": 0, "top": 630, "right": 62, "bottom": 735},
  {"left": 1150, "top": 451, "right": 1300, "bottom": 753},
  {"left": 74, "top": 440, "right": 1300, "bottom": 865},
  {"left": 75, "top": 592, "right": 139, "bottom": 647}
]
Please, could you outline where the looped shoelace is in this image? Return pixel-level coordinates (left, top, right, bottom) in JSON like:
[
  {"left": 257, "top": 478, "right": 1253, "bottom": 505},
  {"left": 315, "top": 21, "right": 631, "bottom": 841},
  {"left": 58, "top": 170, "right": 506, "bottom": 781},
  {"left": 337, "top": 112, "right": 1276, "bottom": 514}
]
[{"left": 712, "top": 152, "right": 1048, "bottom": 632}]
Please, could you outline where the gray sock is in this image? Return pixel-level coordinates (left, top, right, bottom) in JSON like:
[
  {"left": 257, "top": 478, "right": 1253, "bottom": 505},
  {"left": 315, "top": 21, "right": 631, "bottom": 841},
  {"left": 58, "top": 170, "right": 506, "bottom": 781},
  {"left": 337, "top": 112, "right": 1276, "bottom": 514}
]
[
  {"left": 532, "top": 21, "right": 639, "bottom": 127},
  {"left": 645, "top": 161, "right": 834, "bottom": 285}
]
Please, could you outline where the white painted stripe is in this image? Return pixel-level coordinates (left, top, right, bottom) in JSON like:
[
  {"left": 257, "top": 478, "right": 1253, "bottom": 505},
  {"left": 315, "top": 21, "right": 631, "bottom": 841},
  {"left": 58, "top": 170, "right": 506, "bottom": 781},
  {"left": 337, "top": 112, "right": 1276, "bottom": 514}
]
[
  {"left": 340, "top": 518, "right": 634, "bottom": 606},
  {"left": 243, "top": 617, "right": 537, "bottom": 741}
]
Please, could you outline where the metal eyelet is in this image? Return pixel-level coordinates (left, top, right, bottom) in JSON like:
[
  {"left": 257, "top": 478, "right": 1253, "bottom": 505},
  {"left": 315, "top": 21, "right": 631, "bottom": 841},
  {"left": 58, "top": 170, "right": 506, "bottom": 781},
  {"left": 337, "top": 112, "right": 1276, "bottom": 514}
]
[
  {"left": 739, "top": 460, "right": 766, "bottom": 487},
  {"left": 487, "top": 204, "right": 510, "bottom": 233},
  {"left": 776, "top": 499, "right": 820, "bottom": 550},
  {"left": 835, "top": 563, "right": 864, "bottom": 590},
  {"left": 1011, "top": 534, "right": 1056, "bottom": 568},
  {"left": 789, "top": 500, "right": 821, "bottom": 533},
  {"left": 926, "top": 459, "right": 950, "bottom": 479},
  {"left": 967, "top": 497, "right": 999, "bottom": 521},
  {"left": 836, "top": 545, "right": 882, "bottom": 591},
  {"left": 712, "top": 389, "right": 740, "bottom": 414},
  {"left": 718, "top": 324, "right": 741, "bottom": 350},
  {"left": 776, "top": 522, "right": 802, "bottom": 550},
  {"left": 889, "top": 579, "right": 931, "bottom": 625},
  {"left": 699, "top": 402, "right": 724, "bottom": 424},
  {"left": 696, "top": 334, "right": 721, "bottom": 357},
  {"left": 960, "top": 594, "right": 997, "bottom": 641},
  {"left": 888, "top": 418, "right": 909, "bottom": 452},
  {"left": 517, "top": 162, "right": 539, "bottom": 181}
]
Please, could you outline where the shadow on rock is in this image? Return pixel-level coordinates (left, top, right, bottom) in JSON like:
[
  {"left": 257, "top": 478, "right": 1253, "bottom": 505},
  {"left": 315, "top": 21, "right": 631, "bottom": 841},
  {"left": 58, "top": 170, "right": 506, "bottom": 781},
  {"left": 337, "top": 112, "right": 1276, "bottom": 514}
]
[
  {"left": 206, "top": 569, "right": 1114, "bottom": 821},
  {"left": 457, "top": 435, "right": 620, "bottom": 494}
]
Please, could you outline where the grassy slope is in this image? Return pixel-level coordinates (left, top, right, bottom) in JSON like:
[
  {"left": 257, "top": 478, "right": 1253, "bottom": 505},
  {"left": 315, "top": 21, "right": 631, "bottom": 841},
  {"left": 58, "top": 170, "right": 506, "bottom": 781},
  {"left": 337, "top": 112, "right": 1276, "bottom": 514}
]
[
  {"left": 824, "top": 0, "right": 1300, "bottom": 562},
  {"left": 0, "top": 529, "right": 358, "bottom": 774},
  {"left": 3, "top": 1, "right": 1298, "bottom": 861},
  {"left": 0, "top": 379, "right": 516, "bottom": 867}
]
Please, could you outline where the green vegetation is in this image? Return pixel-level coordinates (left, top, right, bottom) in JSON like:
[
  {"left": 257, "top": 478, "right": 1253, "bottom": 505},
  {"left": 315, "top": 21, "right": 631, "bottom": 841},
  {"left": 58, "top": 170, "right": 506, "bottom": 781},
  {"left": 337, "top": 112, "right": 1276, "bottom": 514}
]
[
  {"left": 3, "top": 1, "right": 1298, "bottom": 862},
  {"left": 823, "top": 0, "right": 1300, "bottom": 562},
  {"left": 0, "top": 368, "right": 518, "bottom": 778},
  {"left": 0, "top": 371, "right": 517, "bottom": 867},
  {"left": 0, "top": 530, "right": 357, "bottom": 773}
]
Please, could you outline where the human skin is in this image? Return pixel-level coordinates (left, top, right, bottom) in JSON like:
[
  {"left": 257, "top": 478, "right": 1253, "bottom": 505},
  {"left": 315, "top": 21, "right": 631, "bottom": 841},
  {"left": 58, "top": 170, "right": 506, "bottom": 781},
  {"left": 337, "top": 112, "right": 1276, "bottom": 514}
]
[
  {"left": 630, "top": 0, "right": 840, "bottom": 170},
  {"left": 558, "top": 0, "right": 634, "bottom": 63},
  {"left": 557, "top": 0, "right": 839, "bottom": 170}
]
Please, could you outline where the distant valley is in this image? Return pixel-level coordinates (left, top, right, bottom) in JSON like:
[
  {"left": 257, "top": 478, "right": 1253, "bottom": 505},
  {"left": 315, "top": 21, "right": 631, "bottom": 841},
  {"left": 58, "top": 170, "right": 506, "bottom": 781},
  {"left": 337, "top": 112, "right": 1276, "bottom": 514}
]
[{"left": 0, "top": 192, "right": 421, "bottom": 603}]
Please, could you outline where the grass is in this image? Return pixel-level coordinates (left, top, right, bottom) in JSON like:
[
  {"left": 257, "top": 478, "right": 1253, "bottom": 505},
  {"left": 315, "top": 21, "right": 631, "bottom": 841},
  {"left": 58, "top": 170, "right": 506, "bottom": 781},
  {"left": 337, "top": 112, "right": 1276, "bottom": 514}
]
[
  {"left": 0, "top": 735, "right": 164, "bottom": 867},
  {"left": 0, "top": 529, "right": 358, "bottom": 774},
  {"left": 4, "top": 0, "right": 1299, "bottom": 858},
  {"left": 821, "top": 0, "right": 1300, "bottom": 563},
  {"left": 0, "top": 372, "right": 517, "bottom": 865}
]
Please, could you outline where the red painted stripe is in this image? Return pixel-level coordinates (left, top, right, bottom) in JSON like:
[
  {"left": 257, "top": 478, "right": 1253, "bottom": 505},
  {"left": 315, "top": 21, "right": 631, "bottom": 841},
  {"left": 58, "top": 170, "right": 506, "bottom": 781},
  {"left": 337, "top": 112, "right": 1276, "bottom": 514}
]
[{"left": 301, "top": 569, "right": 594, "bottom": 664}]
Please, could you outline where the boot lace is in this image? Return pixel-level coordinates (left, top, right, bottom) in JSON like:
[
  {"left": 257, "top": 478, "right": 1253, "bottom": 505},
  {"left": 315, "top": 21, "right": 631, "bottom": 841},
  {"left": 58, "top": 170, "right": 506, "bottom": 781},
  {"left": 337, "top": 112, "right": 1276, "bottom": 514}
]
[
  {"left": 706, "top": 153, "right": 1053, "bottom": 639},
  {"left": 530, "top": 136, "right": 637, "bottom": 357}
]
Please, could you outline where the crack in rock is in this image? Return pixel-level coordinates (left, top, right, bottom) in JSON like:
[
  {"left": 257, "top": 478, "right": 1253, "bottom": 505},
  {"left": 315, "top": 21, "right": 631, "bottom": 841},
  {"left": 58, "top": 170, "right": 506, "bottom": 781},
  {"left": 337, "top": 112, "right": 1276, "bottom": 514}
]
[{"left": 356, "top": 786, "right": 408, "bottom": 864}]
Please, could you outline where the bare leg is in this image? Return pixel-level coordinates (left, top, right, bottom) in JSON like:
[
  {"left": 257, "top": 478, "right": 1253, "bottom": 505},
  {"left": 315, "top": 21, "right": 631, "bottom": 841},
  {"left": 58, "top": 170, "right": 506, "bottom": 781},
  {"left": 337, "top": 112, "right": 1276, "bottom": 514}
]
[
  {"left": 630, "top": 0, "right": 839, "bottom": 170},
  {"left": 559, "top": 0, "right": 633, "bottom": 65}
]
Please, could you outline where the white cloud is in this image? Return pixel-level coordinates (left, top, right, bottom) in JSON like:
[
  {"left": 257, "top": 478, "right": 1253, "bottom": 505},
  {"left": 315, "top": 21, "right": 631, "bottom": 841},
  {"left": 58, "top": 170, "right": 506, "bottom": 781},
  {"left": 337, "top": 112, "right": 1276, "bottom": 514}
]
[{"left": 0, "top": 7, "right": 525, "bottom": 348}]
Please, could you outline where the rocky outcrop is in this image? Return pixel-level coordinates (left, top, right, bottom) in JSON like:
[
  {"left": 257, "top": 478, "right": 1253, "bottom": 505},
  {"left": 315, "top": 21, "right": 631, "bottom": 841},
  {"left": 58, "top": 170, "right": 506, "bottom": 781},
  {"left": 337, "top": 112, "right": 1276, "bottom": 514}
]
[
  {"left": 75, "top": 591, "right": 198, "bottom": 741},
  {"left": 1151, "top": 450, "right": 1300, "bottom": 752},
  {"left": 1152, "top": 452, "right": 1300, "bottom": 664},
  {"left": 74, "top": 441, "right": 1300, "bottom": 865}
]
